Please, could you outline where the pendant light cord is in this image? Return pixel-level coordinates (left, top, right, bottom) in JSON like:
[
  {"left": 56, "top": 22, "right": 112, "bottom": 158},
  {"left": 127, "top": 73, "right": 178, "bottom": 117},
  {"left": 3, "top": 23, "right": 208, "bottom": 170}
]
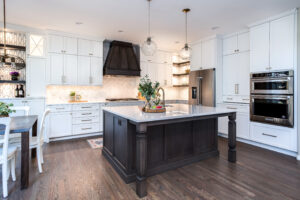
[
  {"left": 3, "top": 0, "right": 7, "bottom": 55},
  {"left": 185, "top": 11, "right": 188, "bottom": 44},
  {"left": 148, "top": 0, "right": 151, "bottom": 37}
]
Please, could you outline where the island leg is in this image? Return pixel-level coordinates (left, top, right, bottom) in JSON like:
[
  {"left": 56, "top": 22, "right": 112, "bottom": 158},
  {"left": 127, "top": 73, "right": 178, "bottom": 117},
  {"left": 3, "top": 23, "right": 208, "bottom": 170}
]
[
  {"left": 228, "top": 113, "right": 236, "bottom": 163},
  {"left": 136, "top": 124, "right": 147, "bottom": 198}
]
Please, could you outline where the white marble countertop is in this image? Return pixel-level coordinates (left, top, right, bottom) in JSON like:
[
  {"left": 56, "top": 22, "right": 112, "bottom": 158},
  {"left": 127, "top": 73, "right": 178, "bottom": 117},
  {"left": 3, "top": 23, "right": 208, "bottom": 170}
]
[{"left": 103, "top": 104, "right": 236, "bottom": 123}]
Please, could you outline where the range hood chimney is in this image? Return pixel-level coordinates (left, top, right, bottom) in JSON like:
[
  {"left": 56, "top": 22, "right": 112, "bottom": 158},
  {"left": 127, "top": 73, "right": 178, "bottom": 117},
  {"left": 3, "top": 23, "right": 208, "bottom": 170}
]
[{"left": 103, "top": 40, "right": 141, "bottom": 76}]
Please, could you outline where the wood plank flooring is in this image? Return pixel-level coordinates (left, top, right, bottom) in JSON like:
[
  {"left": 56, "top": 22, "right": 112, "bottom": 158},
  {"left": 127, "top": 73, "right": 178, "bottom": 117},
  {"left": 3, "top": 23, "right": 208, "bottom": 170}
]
[{"left": 2, "top": 137, "right": 300, "bottom": 200}]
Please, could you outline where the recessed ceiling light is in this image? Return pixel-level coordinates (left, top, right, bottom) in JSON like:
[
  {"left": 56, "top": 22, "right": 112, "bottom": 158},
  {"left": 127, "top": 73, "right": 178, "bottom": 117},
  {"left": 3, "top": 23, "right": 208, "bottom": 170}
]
[
  {"left": 175, "top": 41, "right": 180, "bottom": 44},
  {"left": 118, "top": 30, "right": 124, "bottom": 33},
  {"left": 211, "top": 26, "right": 220, "bottom": 31},
  {"left": 75, "top": 22, "right": 83, "bottom": 25}
]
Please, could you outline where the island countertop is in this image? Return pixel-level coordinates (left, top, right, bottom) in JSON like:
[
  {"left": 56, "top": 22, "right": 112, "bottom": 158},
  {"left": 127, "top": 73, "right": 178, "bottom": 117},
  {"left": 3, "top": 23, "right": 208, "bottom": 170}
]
[{"left": 102, "top": 104, "right": 236, "bottom": 123}]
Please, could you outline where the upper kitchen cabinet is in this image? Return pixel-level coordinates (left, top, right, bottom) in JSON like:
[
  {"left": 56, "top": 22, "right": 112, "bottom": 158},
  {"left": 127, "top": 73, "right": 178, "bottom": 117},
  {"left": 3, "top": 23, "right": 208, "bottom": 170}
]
[
  {"left": 48, "top": 34, "right": 78, "bottom": 55},
  {"left": 249, "top": 11, "right": 296, "bottom": 72},
  {"left": 250, "top": 23, "right": 270, "bottom": 72},
  {"left": 223, "top": 31, "right": 249, "bottom": 55},
  {"left": 190, "top": 42, "right": 202, "bottom": 71},
  {"left": 270, "top": 14, "right": 295, "bottom": 71},
  {"left": 90, "top": 57, "right": 103, "bottom": 85},
  {"left": 26, "top": 57, "right": 47, "bottom": 97},
  {"left": 140, "top": 50, "right": 172, "bottom": 64},
  {"left": 191, "top": 36, "right": 222, "bottom": 71},
  {"left": 78, "top": 39, "right": 102, "bottom": 57},
  {"left": 27, "top": 34, "right": 46, "bottom": 57},
  {"left": 77, "top": 56, "right": 91, "bottom": 85}
]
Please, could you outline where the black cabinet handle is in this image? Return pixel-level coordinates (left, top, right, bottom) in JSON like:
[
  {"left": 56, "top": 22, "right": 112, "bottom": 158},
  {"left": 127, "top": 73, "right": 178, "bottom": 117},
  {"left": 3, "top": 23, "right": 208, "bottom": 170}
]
[{"left": 118, "top": 119, "right": 122, "bottom": 126}]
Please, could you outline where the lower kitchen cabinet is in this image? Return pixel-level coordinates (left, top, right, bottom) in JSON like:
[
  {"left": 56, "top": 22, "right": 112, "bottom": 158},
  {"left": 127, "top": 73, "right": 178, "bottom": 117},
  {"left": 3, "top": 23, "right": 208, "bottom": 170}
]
[
  {"left": 49, "top": 112, "right": 72, "bottom": 138},
  {"left": 218, "top": 103, "right": 250, "bottom": 139}
]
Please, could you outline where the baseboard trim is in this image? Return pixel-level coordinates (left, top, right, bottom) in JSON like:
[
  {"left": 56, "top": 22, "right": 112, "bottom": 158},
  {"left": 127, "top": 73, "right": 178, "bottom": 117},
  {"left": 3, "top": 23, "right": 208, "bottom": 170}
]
[
  {"left": 49, "top": 132, "right": 103, "bottom": 142},
  {"left": 218, "top": 133, "right": 298, "bottom": 158}
]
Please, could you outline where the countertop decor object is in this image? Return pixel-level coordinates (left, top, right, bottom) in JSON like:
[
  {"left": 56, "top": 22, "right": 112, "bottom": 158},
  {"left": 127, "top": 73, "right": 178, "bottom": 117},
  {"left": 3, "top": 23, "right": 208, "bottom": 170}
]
[
  {"left": 69, "top": 91, "right": 76, "bottom": 102},
  {"left": 138, "top": 75, "right": 160, "bottom": 110},
  {"left": 102, "top": 104, "right": 237, "bottom": 198},
  {"left": 0, "top": 101, "right": 15, "bottom": 117}
]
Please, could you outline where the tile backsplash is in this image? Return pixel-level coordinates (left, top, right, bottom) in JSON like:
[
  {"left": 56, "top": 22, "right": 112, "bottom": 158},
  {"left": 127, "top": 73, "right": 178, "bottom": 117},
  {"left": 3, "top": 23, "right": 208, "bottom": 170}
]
[{"left": 47, "top": 76, "right": 182, "bottom": 103}]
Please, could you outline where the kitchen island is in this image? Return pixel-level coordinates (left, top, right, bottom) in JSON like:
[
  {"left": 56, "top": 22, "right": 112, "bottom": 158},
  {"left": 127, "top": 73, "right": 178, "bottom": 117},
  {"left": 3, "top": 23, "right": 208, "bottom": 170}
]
[{"left": 102, "top": 104, "right": 237, "bottom": 198}]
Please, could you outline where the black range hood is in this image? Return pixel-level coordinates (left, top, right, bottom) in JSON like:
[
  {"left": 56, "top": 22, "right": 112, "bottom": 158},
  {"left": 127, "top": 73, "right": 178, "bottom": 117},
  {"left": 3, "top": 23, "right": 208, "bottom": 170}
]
[{"left": 103, "top": 40, "right": 141, "bottom": 76}]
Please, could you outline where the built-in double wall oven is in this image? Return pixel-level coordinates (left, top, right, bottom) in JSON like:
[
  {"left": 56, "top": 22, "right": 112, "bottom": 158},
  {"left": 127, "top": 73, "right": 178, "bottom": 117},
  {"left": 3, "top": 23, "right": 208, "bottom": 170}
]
[{"left": 250, "top": 70, "right": 294, "bottom": 127}]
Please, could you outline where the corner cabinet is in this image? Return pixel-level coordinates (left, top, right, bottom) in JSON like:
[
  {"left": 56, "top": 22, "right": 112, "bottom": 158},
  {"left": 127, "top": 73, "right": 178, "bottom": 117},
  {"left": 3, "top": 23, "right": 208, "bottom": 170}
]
[
  {"left": 249, "top": 12, "right": 296, "bottom": 72},
  {"left": 46, "top": 33, "right": 104, "bottom": 86}
]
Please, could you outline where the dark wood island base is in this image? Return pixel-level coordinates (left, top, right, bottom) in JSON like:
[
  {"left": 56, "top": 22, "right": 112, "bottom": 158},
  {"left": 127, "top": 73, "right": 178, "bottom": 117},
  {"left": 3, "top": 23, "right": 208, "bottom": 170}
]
[{"left": 102, "top": 111, "right": 236, "bottom": 198}]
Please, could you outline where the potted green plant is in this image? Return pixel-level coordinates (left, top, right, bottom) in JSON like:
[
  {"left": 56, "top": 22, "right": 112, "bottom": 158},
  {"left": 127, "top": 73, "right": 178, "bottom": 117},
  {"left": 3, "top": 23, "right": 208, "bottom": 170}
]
[
  {"left": 9, "top": 71, "right": 20, "bottom": 81},
  {"left": 0, "top": 102, "right": 15, "bottom": 117},
  {"left": 70, "top": 91, "right": 76, "bottom": 102},
  {"left": 138, "top": 75, "right": 160, "bottom": 109}
]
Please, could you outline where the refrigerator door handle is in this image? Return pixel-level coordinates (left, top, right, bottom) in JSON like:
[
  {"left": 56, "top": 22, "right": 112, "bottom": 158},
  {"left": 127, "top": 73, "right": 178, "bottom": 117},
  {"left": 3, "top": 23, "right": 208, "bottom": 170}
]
[{"left": 197, "top": 77, "right": 203, "bottom": 105}]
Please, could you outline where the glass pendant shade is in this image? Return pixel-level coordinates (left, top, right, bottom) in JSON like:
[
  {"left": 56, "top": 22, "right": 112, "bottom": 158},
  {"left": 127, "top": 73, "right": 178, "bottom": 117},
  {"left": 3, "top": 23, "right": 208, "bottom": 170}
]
[
  {"left": 141, "top": 37, "right": 157, "bottom": 56},
  {"left": 180, "top": 43, "right": 191, "bottom": 60}
]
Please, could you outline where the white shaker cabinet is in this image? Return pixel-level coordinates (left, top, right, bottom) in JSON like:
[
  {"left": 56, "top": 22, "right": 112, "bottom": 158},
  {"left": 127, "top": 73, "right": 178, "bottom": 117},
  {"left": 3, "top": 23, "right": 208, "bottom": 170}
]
[
  {"left": 49, "top": 112, "right": 72, "bottom": 138},
  {"left": 270, "top": 14, "right": 295, "bottom": 70},
  {"left": 78, "top": 39, "right": 102, "bottom": 57},
  {"left": 77, "top": 56, "right": 91, "bottom": 85},
  {"left": 48, "top": 35, "right": 77, "bottom": 55},
  {"left": 237, "top": 32, "right": 250, "bottom": 53},
  {"left": 90, "top": 57, "right": 103, "bottom": 85},
  {"left": 223, "top": 32, "right": 249, "bottom": 55},
  {"left": 48, "top": 53, "right": 64, "bottom": 84},
  {"left": 201, "top": 39, "right": 215, "bottom": 69},
  {"left": 250, "top": 23, "right": 270, "bottom": 72},
  {"left": 26, "top": 57, "right": 47, "bottom": 97},
  {"left": 190, "top": 42, "right": 202, "bottom": 71},
  {"left": 63, "top": 55, "right": 78, "bottom": 85}
]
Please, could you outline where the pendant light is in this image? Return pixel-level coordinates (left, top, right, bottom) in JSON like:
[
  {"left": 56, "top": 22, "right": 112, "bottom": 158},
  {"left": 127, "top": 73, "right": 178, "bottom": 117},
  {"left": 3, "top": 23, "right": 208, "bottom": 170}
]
[
  {"left": 141, "top": 0, "right": 157, "bottom": 56},
  {"left": 179, "top": 8, "right": 191, "bottom": 60},
  {"left": 0, "top": 0, "right": 25, "bottom": 69}
]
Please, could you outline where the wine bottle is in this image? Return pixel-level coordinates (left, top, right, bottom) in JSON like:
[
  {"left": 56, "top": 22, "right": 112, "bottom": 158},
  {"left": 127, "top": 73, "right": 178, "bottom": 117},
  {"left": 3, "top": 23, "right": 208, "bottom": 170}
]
[
  {"left": 15, "top": 85, "right": 19, "bottom": 98},
  {"left": 19, "top": 85, "right": 25, "bottom": 97}
]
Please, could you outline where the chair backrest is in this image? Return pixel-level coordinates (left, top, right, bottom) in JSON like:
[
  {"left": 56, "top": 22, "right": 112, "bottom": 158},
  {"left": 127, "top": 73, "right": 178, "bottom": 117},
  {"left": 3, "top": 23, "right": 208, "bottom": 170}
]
[
  {"left": 11, "top": 106, "right": 30, "bottom": 116},
  {"left": 0, "top": 117, "right": 11, "bottom": 160},
  {"left": 38, "top": 109, "right": 51, "bottom": 144}
]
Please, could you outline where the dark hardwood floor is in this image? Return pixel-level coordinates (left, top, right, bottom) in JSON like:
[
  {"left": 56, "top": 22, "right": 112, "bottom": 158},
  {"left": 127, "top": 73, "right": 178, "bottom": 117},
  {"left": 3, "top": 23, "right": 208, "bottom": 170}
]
[{"left": 2, "top": 137, "right": 300, "bottom": 200}]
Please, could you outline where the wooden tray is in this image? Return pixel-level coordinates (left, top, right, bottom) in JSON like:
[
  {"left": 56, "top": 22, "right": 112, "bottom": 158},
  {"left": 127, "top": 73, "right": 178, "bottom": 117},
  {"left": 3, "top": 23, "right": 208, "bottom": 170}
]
[
  {"left": 68, "top": 100, "right": 88, "bottom": 103},
  {"left": 142, "top": 107, "right": 166, "bottom": 113}
]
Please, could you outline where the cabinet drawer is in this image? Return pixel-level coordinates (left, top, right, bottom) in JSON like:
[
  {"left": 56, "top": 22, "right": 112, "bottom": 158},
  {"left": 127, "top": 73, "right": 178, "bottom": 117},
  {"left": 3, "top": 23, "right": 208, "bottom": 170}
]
[
  {"left": 72, "top": 116, "right": 99, "bottom": 124},
  {"left": 73, "top": 123, "right": 100, "bottom": 135},
  {"left": 73, "top": 104, "right": 99, "bottom": 111},
  {"left": 72, "top": 110, "right": 99, "bottom": 117},
  {"left": 48, "top": 105, "right": 72, "bottom": 112},
  {"left": 250, "top": 123, "right": 295, "bottom": 151}
]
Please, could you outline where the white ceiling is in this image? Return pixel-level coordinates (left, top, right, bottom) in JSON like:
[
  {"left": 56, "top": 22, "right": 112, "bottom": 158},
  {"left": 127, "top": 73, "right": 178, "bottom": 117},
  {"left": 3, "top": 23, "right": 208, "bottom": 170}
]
[{"left": 1, "top": 0, "right": 300, "bottom": 51}]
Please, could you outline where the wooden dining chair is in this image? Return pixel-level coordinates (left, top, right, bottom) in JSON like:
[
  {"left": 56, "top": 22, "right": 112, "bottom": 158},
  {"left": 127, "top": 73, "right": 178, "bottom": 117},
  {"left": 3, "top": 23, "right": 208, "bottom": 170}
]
[
  {"left": 30, "top": 109, "right": 50, "bottom": 173},
  {"left": 0, "top": 118, "right": 17, "bottom": 198}
]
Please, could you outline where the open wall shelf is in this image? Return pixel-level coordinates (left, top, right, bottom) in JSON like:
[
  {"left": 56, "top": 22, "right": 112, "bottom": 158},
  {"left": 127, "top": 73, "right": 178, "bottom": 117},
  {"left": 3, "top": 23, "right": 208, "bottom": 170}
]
[
  {"left": 0, "top": 80, "right": 26, "bottom": 84},
  {"left": 0, "top": 44, "right": 26, "bottom": 51}
]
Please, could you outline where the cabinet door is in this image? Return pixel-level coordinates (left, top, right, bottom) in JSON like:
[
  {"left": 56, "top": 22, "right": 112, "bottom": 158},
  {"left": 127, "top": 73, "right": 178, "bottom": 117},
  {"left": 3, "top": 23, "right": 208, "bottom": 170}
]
[
  {"left": 48, "top": 35, "right": 64, "bottom": 54},
  {"left": 250, "top": 23, "right": 270, "bottom": 72},
  {"left": 191, "top": 42, "right": 202, "bottom": 71},
  {"left": 49, "top": 112, "right": 72, "bottom": 138},
  {"left": 202, "top": 39, "right": 215, "bottom": 69},
  {"left": 64, "top": 37, "right": 77, "bottom": 55},
  {"left": 91, "top": 41, "right": 102, "bottom": 57},
  {"left": 90, "top": 57, "right": 103, "bottom": 85},
  {"left": 270, "top": 14, "right": 294, "bottom": 70},
  {"left": 236, "top": 113, "right": 250, "bottom": 139},
  {"left": 147, "top": 62, "right": 158, "bottom": 82},
  {"left": 140, "top": 61, "right": 148, "bottom": 77},
  {"left": 77, "top": 56, "right": 91, "bottom": 85},
  {"left": 237, "top": 52, "right": 250, "bottom": 96},
  {"left": 237, "top": 32, "right": 249, "bottom": 52},
  {"left": 165, "top": 64, "right": 173, "bottom": 86},
  {"left": 64, "top": 55, "right": 78, "bottom": 85},
  {"left": 223, "top": 35, "right": 237, "bottom": 55},
  {"left": 26, "top": 58, "right": 46, "bottom": 97},
  {"left": 222, "top": 54, "right": 237, "bottom": 95},
  {"left": 156, "top": 64, "right": 166, "bottom": 86},
  {"left": 48, "top": 53, "right": 64, "bottom": 84},
  {"left": 78, "top": 39, "right": 91, "bottom": 56}
]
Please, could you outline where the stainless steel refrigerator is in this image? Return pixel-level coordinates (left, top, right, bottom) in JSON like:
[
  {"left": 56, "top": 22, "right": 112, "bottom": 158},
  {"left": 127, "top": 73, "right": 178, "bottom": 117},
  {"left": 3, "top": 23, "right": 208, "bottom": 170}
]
[{"left": 188, "top": 68, "right": 216, "bottom": 107}]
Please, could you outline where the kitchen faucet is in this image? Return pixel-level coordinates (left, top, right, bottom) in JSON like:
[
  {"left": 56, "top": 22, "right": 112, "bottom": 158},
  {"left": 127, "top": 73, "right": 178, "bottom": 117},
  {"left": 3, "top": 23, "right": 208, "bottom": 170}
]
[{"left": 157, "top": 87, "right": 165, "bottom": 107}]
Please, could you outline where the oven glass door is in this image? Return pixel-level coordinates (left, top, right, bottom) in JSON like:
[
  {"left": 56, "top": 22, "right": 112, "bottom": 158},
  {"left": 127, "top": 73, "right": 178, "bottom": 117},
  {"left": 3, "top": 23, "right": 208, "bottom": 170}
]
[
  {"left": 251, "top": 77, "right": 293, "bottom": 94},
  {"left": 251, "top": 95, "right": 293, "bottom": 127}
]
